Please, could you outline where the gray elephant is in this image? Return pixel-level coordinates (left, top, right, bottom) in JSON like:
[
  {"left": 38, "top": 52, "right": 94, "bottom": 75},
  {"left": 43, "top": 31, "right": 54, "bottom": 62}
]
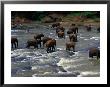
[
  {"left": 11, "top": 37, "right": 18, "bottom": 48},
  {"left": 89, "top": 48, "right": 100, "bottom": 59}
]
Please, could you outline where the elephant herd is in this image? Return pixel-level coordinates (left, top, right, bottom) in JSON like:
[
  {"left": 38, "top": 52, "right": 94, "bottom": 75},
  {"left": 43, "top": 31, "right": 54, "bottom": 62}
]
[{"left": 11, "top": 23, "right": 100, "bottom": 59}]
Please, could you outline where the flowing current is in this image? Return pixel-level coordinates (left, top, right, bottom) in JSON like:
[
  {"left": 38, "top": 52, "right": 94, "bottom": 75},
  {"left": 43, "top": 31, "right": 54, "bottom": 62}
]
[{"left": 11, "top": 25, "right": 100, "bottom": 77}]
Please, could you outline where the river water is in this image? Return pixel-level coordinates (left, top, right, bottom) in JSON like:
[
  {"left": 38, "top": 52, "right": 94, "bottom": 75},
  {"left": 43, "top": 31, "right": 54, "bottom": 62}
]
[{"left": 11, "top": 25, "right": 100, "bottom": 77}]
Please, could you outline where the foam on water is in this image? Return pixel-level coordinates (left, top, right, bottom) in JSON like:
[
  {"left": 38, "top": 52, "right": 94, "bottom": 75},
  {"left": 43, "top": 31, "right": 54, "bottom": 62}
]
[
  {"left": 84, "top": 39, "right": 89, "bottom": 40},
  {"left": 57, "top": 48, "right": 65, "bottom": 51},
  {"left": 80, "top": 37, "right": 85, "bottom": 38},
  {"left": 50, "top": 33, "right": 53, "bottom": 34},
  {"left": 78, "top": 71, "right": 100, "bottom": 77},
  {"left": 32, "top": 70, "right": 79, "bottom": 77},
  {"left": 90, "top": 37, "right": 100, "bottom": 39}
]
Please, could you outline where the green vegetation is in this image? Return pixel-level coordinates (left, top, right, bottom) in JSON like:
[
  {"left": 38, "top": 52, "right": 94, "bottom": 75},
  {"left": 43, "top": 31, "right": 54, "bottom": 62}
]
[{"left": 11, "top": 11, "right": 100, "bottom": 21}]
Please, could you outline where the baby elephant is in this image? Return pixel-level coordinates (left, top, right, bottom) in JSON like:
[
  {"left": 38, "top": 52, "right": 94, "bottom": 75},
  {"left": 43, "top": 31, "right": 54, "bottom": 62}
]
[
  {"left": 11, "top": 37, "right": 18, "bottom": 48},
  {"left": 86, "top": 25, "right": 91, "bottom": 31},
  {"left": 57, "top": 31, "right": 65, "bottom": 38},
  {"left": 51, "top": 23, "right": 60, "bottom": 28},
  {"left": 26, "top": 39, "right": 42, "bottom": 48},
  {"left": 89, "top": 48, "right": 100, "bottom": 59},
  {"left": 66, "top": 42, "right": 75, "bottom": 52},
  {"left": 26, "top": 39, "right": 37, "bottom": 48},
  {"left": 45, "top": 39, "right": 56, "bottom": 53},
  {"left": 34, "top": 33, "right": 44, "bottom": 40}
]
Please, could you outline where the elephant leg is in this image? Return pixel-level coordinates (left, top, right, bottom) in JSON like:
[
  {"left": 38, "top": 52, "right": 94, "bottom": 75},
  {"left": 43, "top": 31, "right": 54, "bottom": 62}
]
[
  {"left": 16, "top": 42, "right": 18, "bottom": 48},
  {"left": 68, "top": 48, "right": 70, "bottom": 51},
  {"left": 43, "top": 42, "right": 45, "bottom": 48},
  {"left": 97, "top": 56, "right": 99, "bottom": 60},
  {"left": 60, "top": 35, "right": 62, "bottom": 38},
  {"left": 11, "top": 43, "right": 13, "bottom": 48},
  {"left": 36, "top": 44, "right": 38, "bottom": 49},
  {"left": 49, "top": 47, "right": 52, "bottom": 52},
  {"left": 66, "top": 46, "right": 68, "bottom": 50},
  {"left": 89, "top": 53, "right": 91, "bottom": 58},
  {"left": 91, "top": 55, "right": 93, "bottom": 58},
  {"left": 98, "top": 53, "right": 100, "bottom": 59},
  {"left": 64, "top": 34, "right": 65, "bottom": 39},
  {"left": 75, "top": 37, "right": 77, "bottom": 42},
  {"left": 40, "top": 38, "right": 41, "bottom": 41},
  {"left": 40, "top": 43, "right": 41, "bottom": 48},
  {"left": 50, "top": 47, "right": 52, "bottom": 52},
  {"left": 34, "top": 45, "right": 36, "bottom": 48},
  {"left": 52, "top": 47, "right": 54, "bottom": 52},
  {"left": 62, "top": 35, "right": 64, "bottom": 38},
  {"left": 58, "top": 34, "right": 59, "bottom": 37},
  {"left": 26, "top": 44, "right": 29, "bottom": 48},
  {"left": 77, "top": 29, "right": 78, "bottom": 33},
  {"left": 97, "top": 52, "right": 100, "bottom": 60},
  {"left": 43, "top": 43, "right": 44, "bottom": 48},
  {"left": 14, "top": 43, "right": 16, "bottom": 48},
  {"left": 76, "top": 38, "right": 78, "bottom": 42},
  {"left": 16, "top": 43, "right": 17, "bottom": 48},
  {"left": 54, "top": 46, "right": 55, "bottom": 51},
  {"left": 47, "top": 47, "right": 49, "bottom": 53},
  {"left": 66, "top": 47, "right": 67, "bottom": 50},
  {"left": 89, "top": 53, "right": 93, "bottom": 58},
  {"left": 66, "top": 48, "right": 68, "bottom": 50},
  {"left": 49, "top": 47, "right": 51, "bottom": 53},
  {"left": 73, "top": 47, "right": 75, "bottom": 52}
]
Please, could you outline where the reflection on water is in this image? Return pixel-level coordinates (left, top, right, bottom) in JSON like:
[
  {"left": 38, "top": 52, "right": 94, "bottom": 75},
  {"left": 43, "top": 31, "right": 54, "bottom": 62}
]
[{"left": 11, "top": 25, "right": 100, "bottom": 77}]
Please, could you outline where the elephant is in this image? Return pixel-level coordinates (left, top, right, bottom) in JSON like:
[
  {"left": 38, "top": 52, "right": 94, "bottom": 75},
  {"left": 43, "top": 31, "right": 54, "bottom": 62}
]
[
  {"left": 34, "top": 33, "right": 44, "bottom": 40},
  {"left": 42, "top": 37, "right": 53, "bottom": 47},
  {"left": 70, "top": 24, "right": 78, "bottom": 33},
  {"left": 45, "top": 39, "right": 56, "bottom": 53},
  {"left": 59, "top": 27, "right": 65, "bottom": 32},
  {"left": 57, "top": 31, "right": 65, "bottom": 38},
  {"left": 97, "top": 27, "right": 100, "bottom": 32},
  {"left": 67, "top": 24, "right": 78, "bottom": 34},
  {"left": 69, "top": 34, "right": 77, "bottom": 42},
  {"left": 56, "top": 26, "right": 65, "bottom": 35},
  {"left": 66, "top": 42, "right": 75, "bottom": 52},
  {"left": 51, "top": 23, "right": 60, "bottom": 28},
  {"left": 70, "top": 27, "right": 78, "bottom": 34},
  {"left": 56, "top": 26, "right": 61, "bottom": 34},
  {"left": 11, "top": 37, "right": 18, "bottom": 48},
  {"left": 89, "top": 48, "right": 100, "bottom": 59},
  {"left": 26, "top": 39, "right": 42, "bottom": 48},
  {"left": 86, "top": 25, "right": 91, "bottom": 31}
]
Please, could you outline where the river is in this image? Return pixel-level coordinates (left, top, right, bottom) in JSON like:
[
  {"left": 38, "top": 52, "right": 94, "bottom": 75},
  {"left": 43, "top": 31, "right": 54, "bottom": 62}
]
[{"left": 11, "top": 24, "right": 100, "bottom": 77}]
